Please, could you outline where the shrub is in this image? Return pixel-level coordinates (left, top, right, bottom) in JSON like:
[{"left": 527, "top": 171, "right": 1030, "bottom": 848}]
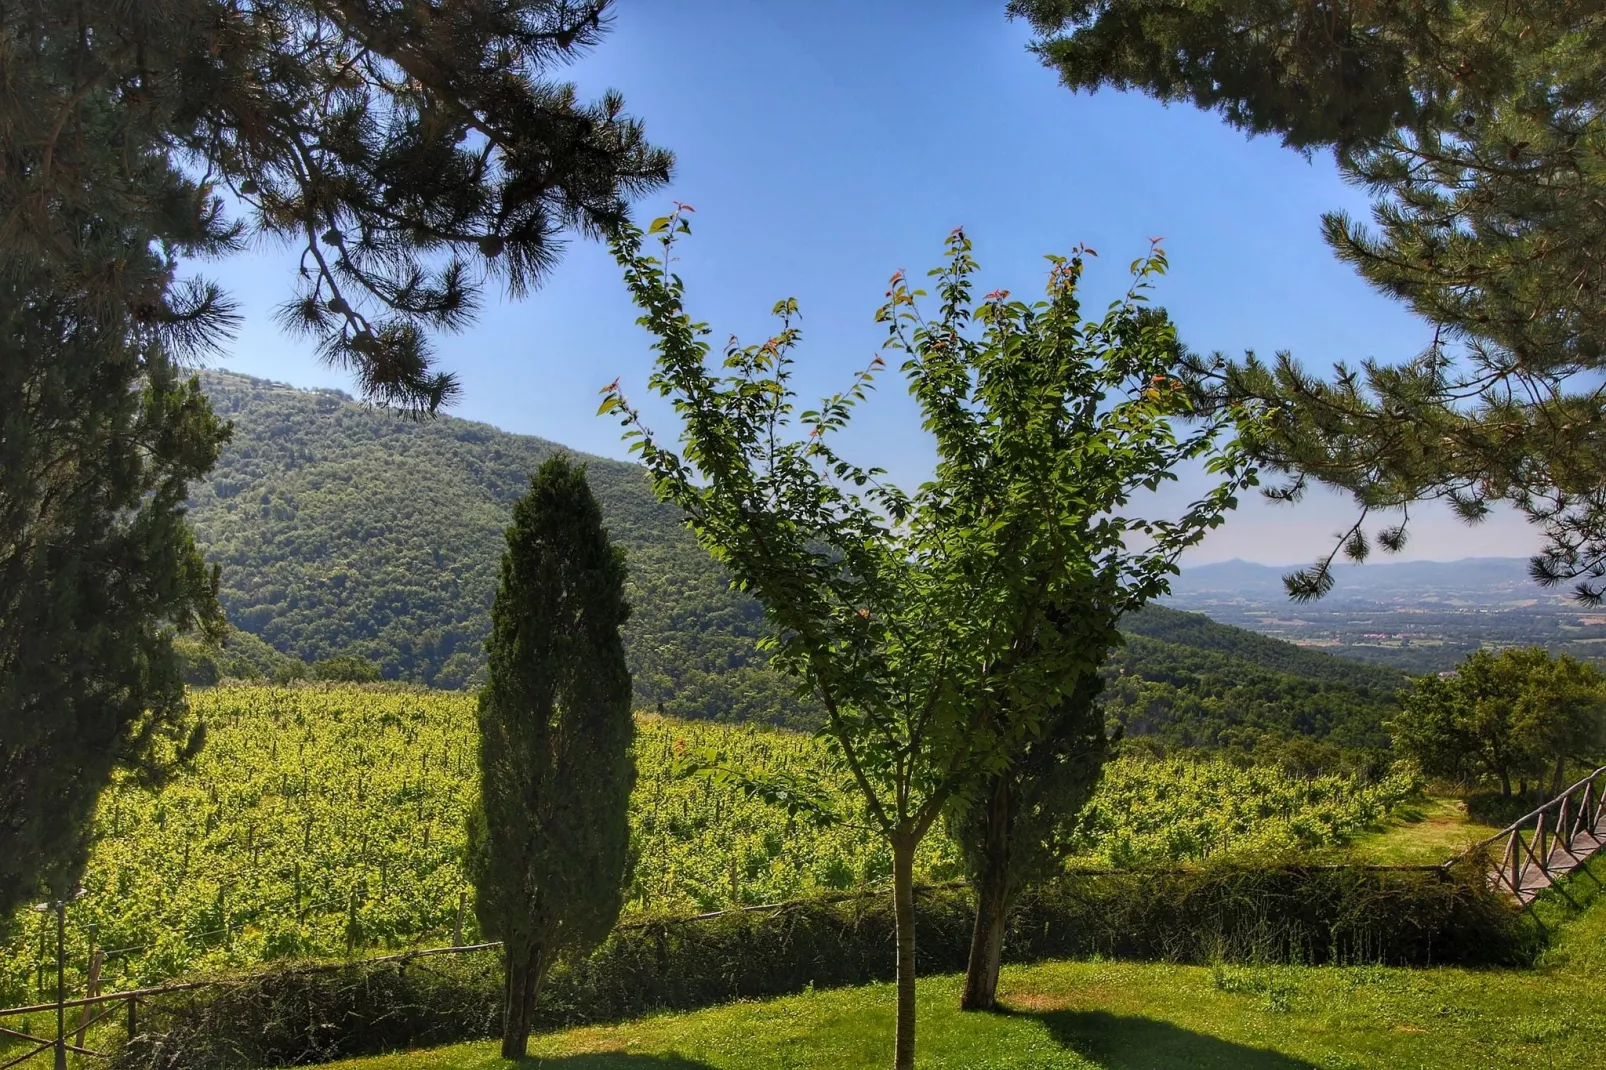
[{"left": 116, "top": 860, "right": 1528, "bottom": 1069}]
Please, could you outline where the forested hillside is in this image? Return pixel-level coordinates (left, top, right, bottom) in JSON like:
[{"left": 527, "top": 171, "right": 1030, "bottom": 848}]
[
  {"left": 190, "top": 370, "right": 810, "bottom": 726},
  {"left": 187, "top": 370, "right": 1401, "bottom": 745}
]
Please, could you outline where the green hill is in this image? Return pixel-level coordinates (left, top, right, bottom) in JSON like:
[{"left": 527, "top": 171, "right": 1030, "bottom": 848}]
[
  {"left": 1107, "top": 605, "right": 1408, "bottom": 753},
  {"left": 189, "top": 369, "right": 810, "bottom": 726},
  {"left": 185, "top": 370, "right": 1401, "bottom": 744}
]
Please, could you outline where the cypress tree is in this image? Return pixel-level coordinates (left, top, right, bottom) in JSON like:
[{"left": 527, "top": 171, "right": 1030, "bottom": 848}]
[
  {"left": 465, "top": 454, "right": 634, "bottom": 1059},
  {"left": 0, "top": 317, "right": 227, "bottom": 925}
]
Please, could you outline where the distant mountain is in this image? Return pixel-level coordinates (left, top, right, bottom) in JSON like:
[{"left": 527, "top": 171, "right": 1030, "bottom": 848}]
[
  {"left": 185, "top": 370, "right": 1401, "bottom": 746},
  {"left": 1162, "top": 557, "right": 1606, "bottom": 676},
  {"left": 1168, "top": 557, "right": 1553, "bottom": 606}
]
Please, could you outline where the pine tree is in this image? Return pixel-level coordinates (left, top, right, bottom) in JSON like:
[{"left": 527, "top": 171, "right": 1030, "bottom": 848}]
[
  {"left": 3, "top": 0, "right": 672, "bottom": 411},
  {"left": 1010, "top": 0, "right": 1606, "bottom": 599},
  {"left": 465, "top": 455, "right": 635, "bottom": 1060}
]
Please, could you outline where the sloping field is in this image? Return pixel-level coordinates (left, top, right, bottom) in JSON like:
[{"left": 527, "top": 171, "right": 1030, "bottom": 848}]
[{"left": 0, "top": 686, "right": 1417, "bottom": 1003}]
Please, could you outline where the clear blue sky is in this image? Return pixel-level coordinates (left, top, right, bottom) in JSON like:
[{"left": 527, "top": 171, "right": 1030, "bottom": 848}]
[{"left": 200, "top": 0, "right": 1536, "bottom": 565}]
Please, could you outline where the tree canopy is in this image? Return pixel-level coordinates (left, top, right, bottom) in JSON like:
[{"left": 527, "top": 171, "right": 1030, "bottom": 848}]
[
  {"left": 4, "top": 0, "right": 671, "bottom": 411},
  {"left": 1391, "top": 646, "right": 1606, "bottom": 796},
  {"left": 1011, "top": 0, "right": 1606, "bottom": 599}
]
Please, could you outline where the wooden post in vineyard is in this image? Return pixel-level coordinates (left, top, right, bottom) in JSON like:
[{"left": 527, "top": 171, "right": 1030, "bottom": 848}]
[
  {"left": 76, "top": 948, "right": 103, "bottom": 1048},
  {"left": 54, "top": 900, "right": 65, "bottom": 1070}
]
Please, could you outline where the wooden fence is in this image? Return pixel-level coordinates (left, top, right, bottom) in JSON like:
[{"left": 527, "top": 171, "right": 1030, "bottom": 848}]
[{"left": 1449, "top": 763, "right": 1606, "bottom": 904}]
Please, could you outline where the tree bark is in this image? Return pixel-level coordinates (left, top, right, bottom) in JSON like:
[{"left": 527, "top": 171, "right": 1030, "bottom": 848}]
[
  {"left": 892, "top": 835, "right": 918, "bottom": 1070},
  {"left": 961, "top": 776, "right": 1012, "bottom": 1012},
  {"left": 1500, "top": 770, "right": 1512, "bottom": 797},
  {"left": 500, "top": 942, "right": 545, "bottom": 1059},
  {"left": 1553, "top": 754, "right": 1568, "bottom": 797}
]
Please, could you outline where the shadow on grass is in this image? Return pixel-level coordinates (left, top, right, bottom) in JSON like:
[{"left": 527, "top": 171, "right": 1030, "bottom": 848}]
[
  {"left": 520, "top": 1055, "right": 716, "bottom": 1069},
  {"left": 1021, "top": 1008, "right": 1319, "bottom": 1069}
]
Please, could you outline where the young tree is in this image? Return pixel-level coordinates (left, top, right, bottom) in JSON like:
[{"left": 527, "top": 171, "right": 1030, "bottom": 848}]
[
  {"left": 939, "top": 302, "right": 1264, "bottom": 1011},
  {"left": 603, "top": 209, "right": 1257, "bottom": 1067},
  {"left": 1392, "top": 648, "right": 1606, "bottom": 797},
  {"left": 465, "top": 455, "right": 635, "bottom": 1060},
  {"left": 1009, "top": 0, "right": 1606, "bottom": 600},
  {"left": 948, "top": 671, "right": 1108, "bottom": 1011}
]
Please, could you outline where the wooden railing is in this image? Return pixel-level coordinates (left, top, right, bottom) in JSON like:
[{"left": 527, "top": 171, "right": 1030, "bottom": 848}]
[{"left": 1449, "top": 764, "right": 1606, "bottom": 904}]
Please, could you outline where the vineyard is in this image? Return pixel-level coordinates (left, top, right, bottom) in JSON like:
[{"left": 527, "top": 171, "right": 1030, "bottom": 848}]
[{"left": 0, "top": 685, "right": 1417, "bottom": 1004}]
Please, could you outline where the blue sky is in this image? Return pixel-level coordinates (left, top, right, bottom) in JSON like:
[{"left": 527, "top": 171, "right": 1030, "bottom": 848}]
[{"left": 200, "top": 0, "right": 1537, "bottom": 566}]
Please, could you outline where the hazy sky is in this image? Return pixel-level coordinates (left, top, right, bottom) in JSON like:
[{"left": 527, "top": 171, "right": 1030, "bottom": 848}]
[{"left": 199, "top": 0, "right": 1539, "bottom": 567}]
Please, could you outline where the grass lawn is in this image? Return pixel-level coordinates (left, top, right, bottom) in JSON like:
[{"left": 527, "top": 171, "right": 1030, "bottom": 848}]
[
  {"left": 321, "top": 887, "right": 1606, "bottom": 1070},
  {"left": 1351, "top": 794, "right": 1504, "bottom": 865}
]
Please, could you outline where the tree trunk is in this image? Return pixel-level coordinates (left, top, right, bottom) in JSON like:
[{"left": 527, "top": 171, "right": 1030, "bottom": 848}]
[
  {"left": 1500, "top": 770, "right": 1512, "bottom": 797},
  {"left": 892, "top": 835, "right": 918, "bottom": 1070},
  {"left": 961, "top": 776, "right": 1012, "bottom": 1012},
  {"left": 500, "top": 942, "right": 545, "bottom": 1059},
  {"left": 1553, "top": 754, "right": 1568, "bottom": 797}
]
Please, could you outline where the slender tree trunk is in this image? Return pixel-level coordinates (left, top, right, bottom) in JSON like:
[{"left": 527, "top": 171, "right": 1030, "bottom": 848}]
[
  {"left": 892, "top": 834, "right": 918, "bottom": 1070},
  {"left": 1500, "top": 770, "right": 1512, "bottom": 797},
  {"left": 961, "top": 776, "right": 1012, "bottom": 1012},
  {"left": 500, "top": 942, "right": 545, "bottom": 1059},
  {"left": 1553, "top": 754, "right": 1567, "bottom": 797}
]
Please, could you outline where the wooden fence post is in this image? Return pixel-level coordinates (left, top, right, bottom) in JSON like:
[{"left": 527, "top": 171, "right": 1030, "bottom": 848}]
[
  {"left": 54, "top": 900, "right": 66, "bottom": 1070},
  {"left": 77, "top": 948, "right": 103, "bottom": 1048}
]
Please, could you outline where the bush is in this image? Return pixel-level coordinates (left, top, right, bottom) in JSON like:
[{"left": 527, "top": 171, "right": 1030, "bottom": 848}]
[{"left": 116, "top": 860, "right": 1528, "bottom": 1069}]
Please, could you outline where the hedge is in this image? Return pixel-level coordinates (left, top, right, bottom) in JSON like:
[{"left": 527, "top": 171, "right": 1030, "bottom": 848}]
[{"left": 115, "top": 859, "right": 1529, "bottom": 1069}]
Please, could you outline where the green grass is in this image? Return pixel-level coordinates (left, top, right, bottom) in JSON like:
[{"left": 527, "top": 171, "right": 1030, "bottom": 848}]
[
  {"left": 312, "top": 951, "right": 1602, "bottom": 1070},
  {"left": 315, "top": 865, "right": 1606, "bottom": 1070},
  {"left": 1351, "top": 795, "right": 1503, "bottom": 865}
]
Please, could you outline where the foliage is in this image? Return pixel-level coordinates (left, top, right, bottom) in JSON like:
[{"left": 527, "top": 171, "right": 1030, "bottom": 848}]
[
  {"left": 604, "top": 209, "right": 1258, "bottom": 1064},
  {"left": 1392, "top": 647, "right": 1606, "bottom": 795},
  {"left": 0, "top": 340, "right": 227, "bottom": 924},
  {"left": 1073, "top": 757, "right": 1421, "bottom": 868},
  {"left": 311, "top": 655, "right": 383, "bottom": 684},
  {"left": 1103, "top": 631, "right": 1399, "bottom": 753},
  {"left": 0, "top": 686, "right": 1419, "bottom": 1006},
  {"left": 5, "top": 0, "right": 670, "bottom": 413},
  {"left": 467, "top": 456, "right": 636, "bottom": 1057},
  {"left": 181, "top": 374, "right": 1401, "bottom": 745},
  {"left": 1011, "top": 0, "right": 1606, "bottom": 600},
  {"left": 188, "top": 370, "right": 813, "bottom": 723},
  {"left": 1124, "top": 604, "right": 1408, "bottom": 693}
]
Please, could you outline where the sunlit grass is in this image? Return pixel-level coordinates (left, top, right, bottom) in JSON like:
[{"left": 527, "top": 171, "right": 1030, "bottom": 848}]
[{"left": 1351, "top": 794, "right": 1504, "bottom": 865}]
